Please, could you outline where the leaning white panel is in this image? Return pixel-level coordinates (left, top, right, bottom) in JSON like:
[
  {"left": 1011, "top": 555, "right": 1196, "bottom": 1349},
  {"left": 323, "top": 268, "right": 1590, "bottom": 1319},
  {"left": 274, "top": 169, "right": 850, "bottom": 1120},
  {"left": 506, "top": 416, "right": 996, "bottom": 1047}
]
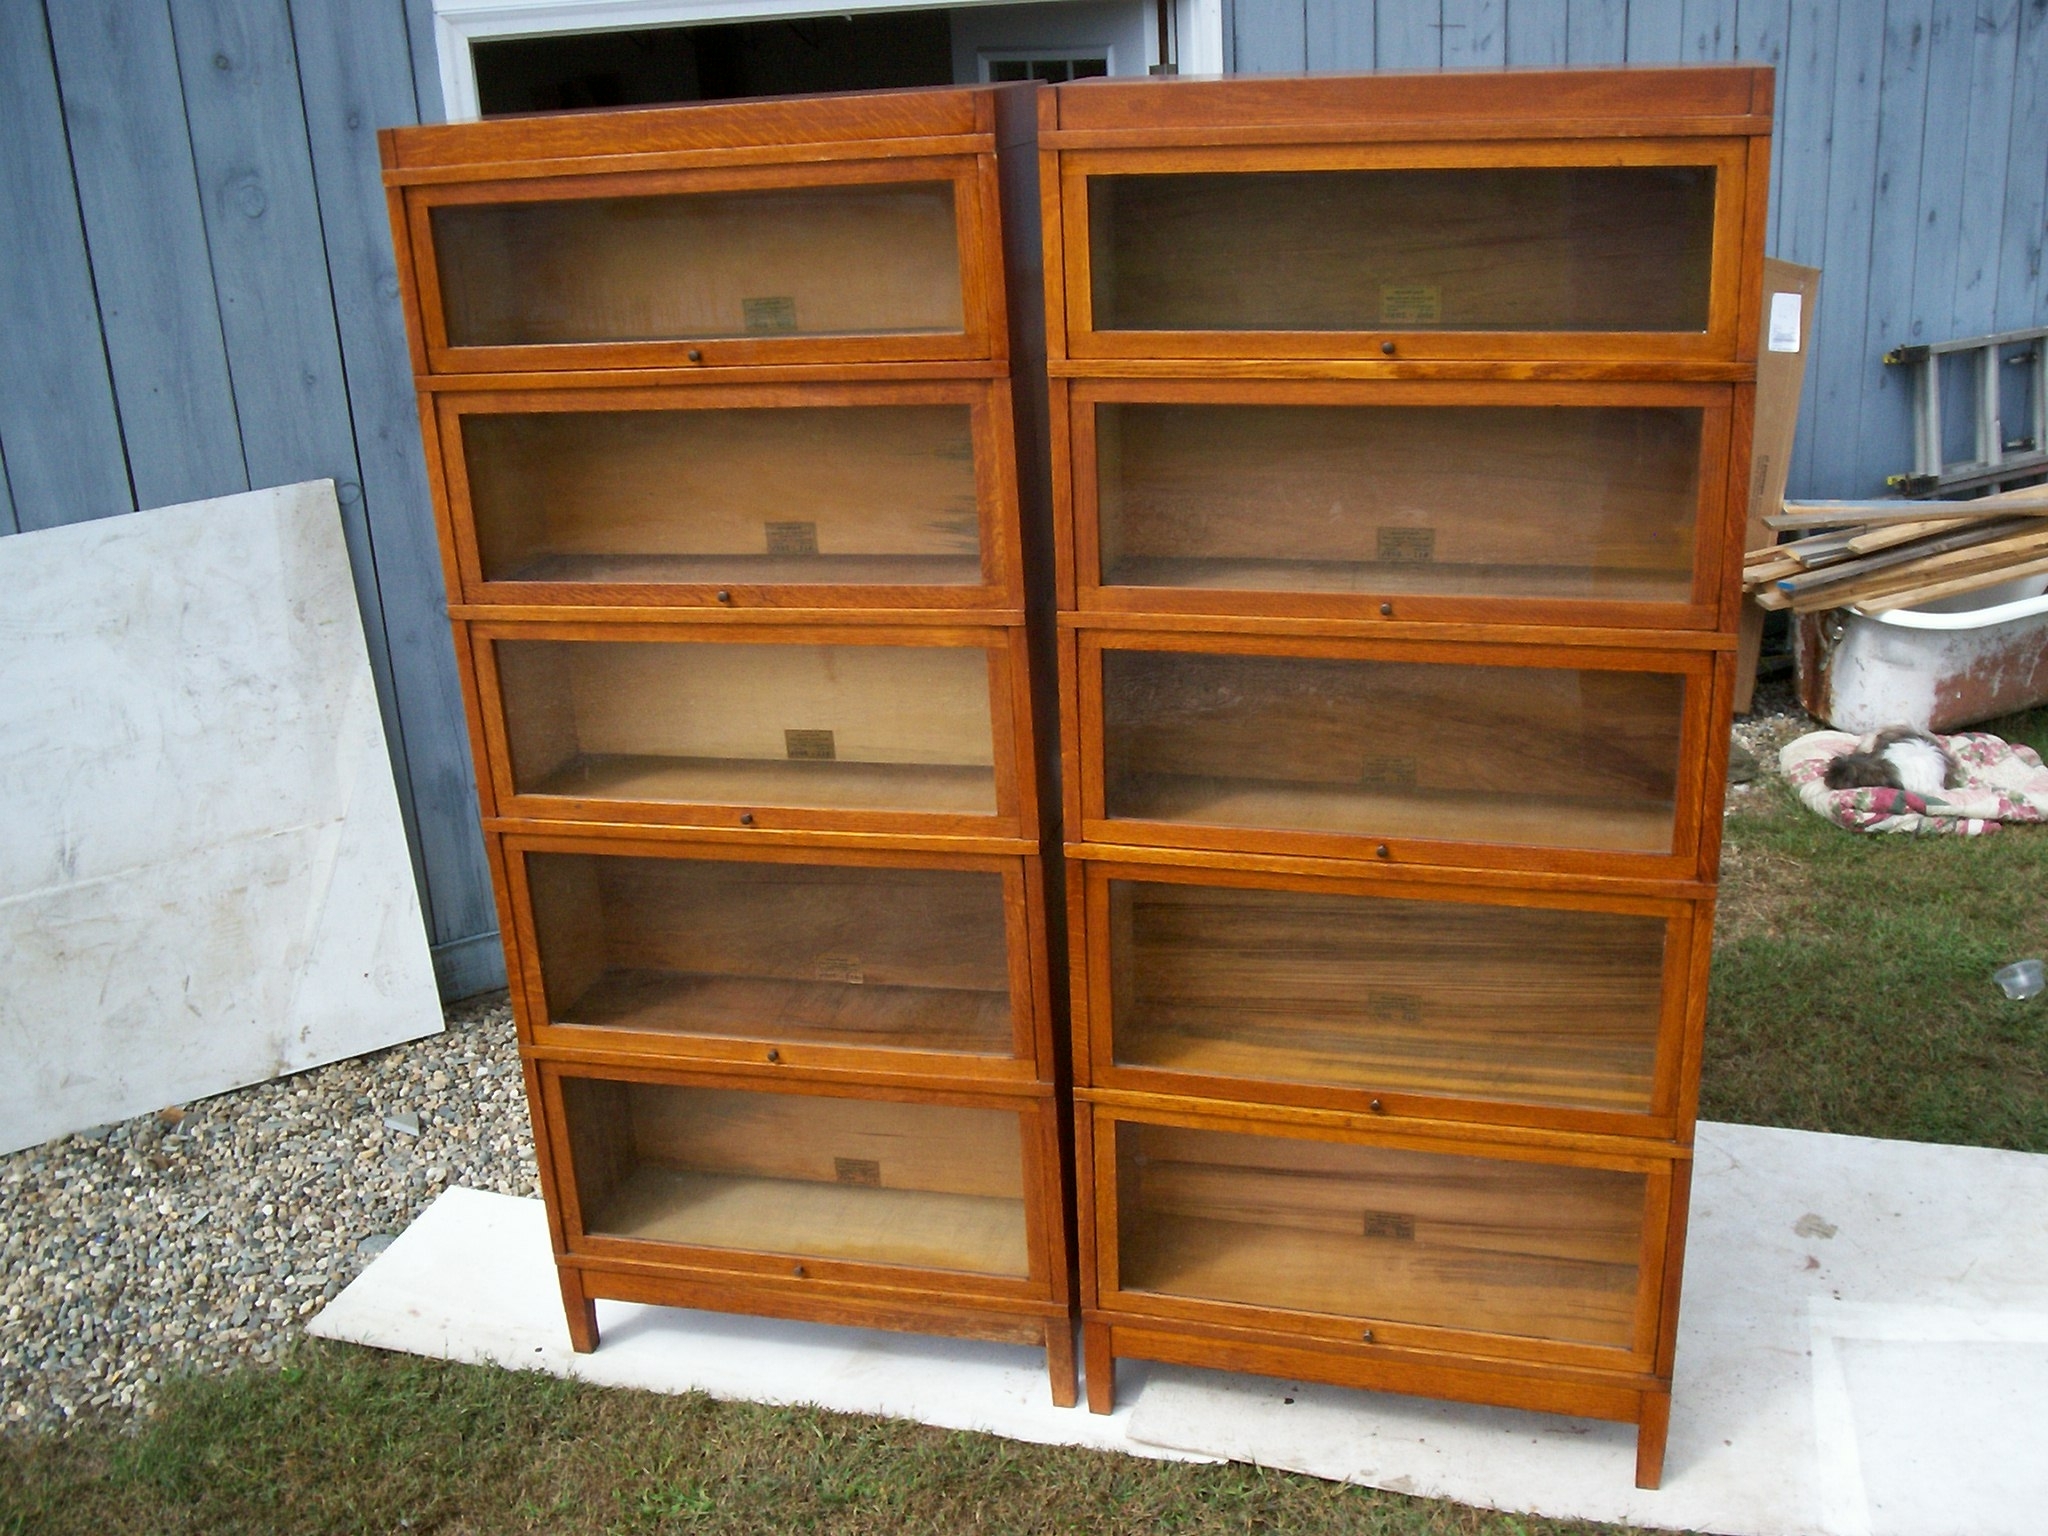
[{"left": 0, "top": 479, "right": 442, "bottom": 1154}]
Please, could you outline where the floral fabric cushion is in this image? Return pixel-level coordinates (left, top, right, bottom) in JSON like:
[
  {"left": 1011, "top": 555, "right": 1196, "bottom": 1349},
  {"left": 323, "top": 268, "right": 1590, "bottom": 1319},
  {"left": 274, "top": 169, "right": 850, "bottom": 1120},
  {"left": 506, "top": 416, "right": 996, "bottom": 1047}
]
[{"left": 1778, "top": 731, "right": 2048, "bottom": 835}]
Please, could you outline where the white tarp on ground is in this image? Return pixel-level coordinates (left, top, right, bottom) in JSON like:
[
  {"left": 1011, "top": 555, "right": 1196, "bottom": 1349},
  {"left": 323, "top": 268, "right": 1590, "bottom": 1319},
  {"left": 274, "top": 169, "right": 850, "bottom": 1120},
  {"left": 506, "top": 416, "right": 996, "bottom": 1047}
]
[
  {"left": 315, "top": 1121, "right": 2048, "bottom": 1536},
  {"left": 0, "top": 480, "right": 442, "bottom": 1153}
]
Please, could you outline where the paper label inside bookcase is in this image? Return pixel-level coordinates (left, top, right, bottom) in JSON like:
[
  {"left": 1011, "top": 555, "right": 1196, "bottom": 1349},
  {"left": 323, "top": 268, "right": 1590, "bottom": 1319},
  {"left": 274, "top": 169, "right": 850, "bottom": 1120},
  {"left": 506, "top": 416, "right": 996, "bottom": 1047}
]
[
  {"left": 764, "top": 520, "right": 819, "bottom": 556},
  {"left": 785, "top": 729, "right": 837, "bottom": 761},
  {"left": 1378, "top": 284, "right": 1442, "bottom": 323},
  {"left": 1362, "top": 1210, "right": 1417, "bottom": 1240},
  {"left": 1360, "top": 756, "right": 1419, "bottom": 789},
  {"left": 813, "top": 953, "right": 866, "bottom": 984},
  {"left": 743, "top": 295, "right": 799, "bottom": 333},
  {"left": 1376, "top": 527, "right": 1436, "bottom": 563},
  {"left": 834, "top": 1157, "right": 883, "bottom": 1186}
]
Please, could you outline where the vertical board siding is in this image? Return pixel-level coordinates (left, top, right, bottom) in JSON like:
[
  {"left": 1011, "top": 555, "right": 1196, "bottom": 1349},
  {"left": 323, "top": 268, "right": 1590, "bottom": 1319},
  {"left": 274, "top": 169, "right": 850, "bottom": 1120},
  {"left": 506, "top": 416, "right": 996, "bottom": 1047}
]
[
  {"left": 1947, "top": 0, "right": 2017, "bottom": 340},
  {"left": 0, "top": 0, "right": 501, "bottom": 998},
  {"left": 1378, "top": 0, "right": 1446, "bottom": 66},
  {"left": 0, "top": 3, "right": 135, "bottom": 532},
  {"left": 1508, "top": 0, "right": 1570, "bottom": 64},
  {"left": 1995, "top": 0, "right": 2048, "bottom": 335},
  {"left": 1236, "top": 0, "right": 1309, "bottom": 68},
  {"left": 1443, "top": 0, "right": 1507, "bottom": 66},
  {"left": 291, "top": 0, "right": 500, "bottom": 975},
  {"left": 1307, "top": 0, "right": 1379, "bottom": 67},
  {"left": 44, "top": 0, "right": 249, "bottom": 512}
]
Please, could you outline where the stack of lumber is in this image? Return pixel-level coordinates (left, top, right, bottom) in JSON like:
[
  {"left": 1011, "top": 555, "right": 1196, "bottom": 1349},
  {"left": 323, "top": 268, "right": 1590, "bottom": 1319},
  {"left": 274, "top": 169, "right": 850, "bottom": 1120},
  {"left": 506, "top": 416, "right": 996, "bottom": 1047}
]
[{"left": 1744, "top": 485, "right": 2048, "bottom": 614}]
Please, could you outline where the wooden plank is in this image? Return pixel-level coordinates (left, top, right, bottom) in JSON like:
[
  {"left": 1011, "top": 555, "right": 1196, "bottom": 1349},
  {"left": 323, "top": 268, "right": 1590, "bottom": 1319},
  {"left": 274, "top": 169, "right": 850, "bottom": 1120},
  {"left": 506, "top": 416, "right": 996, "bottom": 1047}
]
[
  {"left": 1993, "top": 0, "right": 2048, "bottom": 334},
  {"left": 1901, "top": 0, "right": 1980, "bottom": 366},
  {"left": 1734, "top": 0, "right": 1790, "bottom": 248},
  {"left": 1507, "top": 0, "right": 1570, "bottom": 65},
  {"left": 401, "top": 0, "right": 443, "bottom": 123},
  {"left": 1566, "top": 0, "right": 1629, "bottom": 63},
  {"left": 42, "top": 0, "right": 246, "bottom": 512},
  {"left": 1848, "top": 0, "right": 1936, "bottom": 495},
  {"left": 1625, "top": 0, "right": 1685, "bottom": 61},
  {"left": 0, "top": 1, "right": 133, "bottom": 532},
  {"left": 1682, "top": 0, "right": 1738, "bottom": 61},
  {"left": 1376, "top": 0, "right": 1444, "bottom": 68},
  {"left": 1770, "top": 0, "right": 1838, "bottom": 497},
  {"left": 1234, "top": 0, "right": 1309, "bottom": 71},
  {"left": 1443, "top": 0, "right": 1506, "bottom": 66},
  {"left": 1802, "top": 1, "right": 1888, "bottom": 496},
  {"left": 291, "top": 0, "right": 500, "bottom": 957},
  {"left": 1305, "top": 0, "right": 1378, "bottom": 70}
]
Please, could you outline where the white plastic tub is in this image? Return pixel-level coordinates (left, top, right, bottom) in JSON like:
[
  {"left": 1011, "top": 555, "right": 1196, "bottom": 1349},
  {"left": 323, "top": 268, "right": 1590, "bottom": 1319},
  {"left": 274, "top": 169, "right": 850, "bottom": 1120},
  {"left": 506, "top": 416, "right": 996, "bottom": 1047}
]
[{"left": 1796, "top": 574, "right": 2048, "bottom": 731}]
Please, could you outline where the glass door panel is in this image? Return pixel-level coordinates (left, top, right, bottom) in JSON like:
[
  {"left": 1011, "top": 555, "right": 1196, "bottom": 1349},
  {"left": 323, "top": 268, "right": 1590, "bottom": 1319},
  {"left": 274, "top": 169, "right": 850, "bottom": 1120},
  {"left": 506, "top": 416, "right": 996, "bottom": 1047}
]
[
  {"left": 1094, "top": 403, "right": 1702, "bottom": 603},
  {"left": 495, "top": 639, "right": 998, "bottom": 815},
  {"left": 1100, "top": 648, "right": 1683, "bottom": 854},
  {"left": 527, "top": 853, "right": 1015, "bottom": 1056},
  {"left": 1114, "top": 1121, "right": 1644, "bottom": 1347},
  {"left": 464, "top": 404, "right": 982, "bottom": 589},
  {"left": 433, "top": 181, "right": 965, "bottom": 347},
  {"left": 1108, "top": 880, "right": 1665, "bottom": 1112},
  {"left": 1087, "top": 166, "right": 1715, "bottom": 335},
  {"left": 564, "top": 1079, "right": 1029, "bottom": 1276}
]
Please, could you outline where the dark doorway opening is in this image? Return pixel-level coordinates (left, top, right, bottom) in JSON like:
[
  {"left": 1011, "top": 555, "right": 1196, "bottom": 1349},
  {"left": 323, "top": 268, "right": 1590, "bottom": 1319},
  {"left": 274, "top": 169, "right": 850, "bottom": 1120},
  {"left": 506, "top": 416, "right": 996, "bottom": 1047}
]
[{"left": 473, "top": 13, "right": 955, "bottom": 116}]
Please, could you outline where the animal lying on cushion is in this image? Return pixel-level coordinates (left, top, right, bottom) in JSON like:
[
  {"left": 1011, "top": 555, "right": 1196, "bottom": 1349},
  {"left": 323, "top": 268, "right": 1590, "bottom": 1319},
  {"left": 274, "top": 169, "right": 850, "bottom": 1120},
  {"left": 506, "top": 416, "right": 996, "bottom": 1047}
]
[{"left": 1822, "top": 726, "right": 1963, "bottom": 796}]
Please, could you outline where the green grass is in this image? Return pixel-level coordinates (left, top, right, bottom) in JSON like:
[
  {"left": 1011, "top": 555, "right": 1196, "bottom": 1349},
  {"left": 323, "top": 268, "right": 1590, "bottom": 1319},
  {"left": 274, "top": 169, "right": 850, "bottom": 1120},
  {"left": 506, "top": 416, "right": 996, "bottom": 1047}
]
[
  {"left": 0, "top": 1338, "right": 1656, "bottom": 1536},
  {"left": 1703, "top": 705, "right": 2048, "bottom": 1151},
  {"left": 7, "top": 711, "right": 2046, "bottom": 1532}
]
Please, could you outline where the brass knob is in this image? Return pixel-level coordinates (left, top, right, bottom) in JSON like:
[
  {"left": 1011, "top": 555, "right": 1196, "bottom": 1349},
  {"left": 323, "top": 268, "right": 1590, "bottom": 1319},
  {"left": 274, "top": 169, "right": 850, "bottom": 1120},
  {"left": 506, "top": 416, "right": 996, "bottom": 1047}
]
[
  {"left": 1370, "top": 1098, "right": 1385, "bottom": 1113},
  {"left": 1380, "top": 341, "right": 1396, "bottom": 356},
  {"left": 687, "top": 348, "right": 703, "bottom": 362},
  {"left": 1376, "top": 844, "right": 1390, "bottom": 859},
  {"left": 739, "top": 812, "right": 755, "bottom": 826}
]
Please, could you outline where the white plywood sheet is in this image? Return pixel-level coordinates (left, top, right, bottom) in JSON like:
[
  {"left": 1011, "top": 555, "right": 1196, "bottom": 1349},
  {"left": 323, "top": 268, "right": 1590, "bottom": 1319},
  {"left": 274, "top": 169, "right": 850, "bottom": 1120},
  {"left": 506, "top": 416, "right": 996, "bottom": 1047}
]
[
  {"left": 0, "top": 480, "right": 442, "bottom": 1153},
  {"left": 314, "top": 1123, "right": 2048, "bottom": 1536}
]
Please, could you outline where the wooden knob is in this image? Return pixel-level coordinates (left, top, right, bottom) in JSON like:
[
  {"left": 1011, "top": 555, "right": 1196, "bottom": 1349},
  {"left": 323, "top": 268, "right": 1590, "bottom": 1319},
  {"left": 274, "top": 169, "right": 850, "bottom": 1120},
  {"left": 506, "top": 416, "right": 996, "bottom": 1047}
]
[
  {"left": 739, "top": 812, "right": 755, "bottom": 825},
  {"left": 687, "top": 348, "right": 703, "bottom": 362},
  {"left": 1380, "top": 341, "right": 1396, "bottom": 356}
]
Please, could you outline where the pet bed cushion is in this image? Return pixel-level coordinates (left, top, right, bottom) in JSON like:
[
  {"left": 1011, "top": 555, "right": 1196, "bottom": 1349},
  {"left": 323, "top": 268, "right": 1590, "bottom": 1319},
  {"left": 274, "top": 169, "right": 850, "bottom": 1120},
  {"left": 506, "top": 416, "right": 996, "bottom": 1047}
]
[{"left": 1778, "top": 730, "right": 2048, "bottom": 834}]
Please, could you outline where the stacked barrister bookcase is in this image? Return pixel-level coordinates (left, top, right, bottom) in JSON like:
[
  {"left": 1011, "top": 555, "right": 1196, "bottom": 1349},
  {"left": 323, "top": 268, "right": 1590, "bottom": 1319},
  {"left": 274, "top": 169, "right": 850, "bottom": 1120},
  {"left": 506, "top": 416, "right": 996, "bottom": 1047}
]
[
  {"left": 1038, "top": 68, "right": 1771, "bottom": 1485},
  {"left": 381, "top": 87, "right": 1078, "bottom": 1403}
]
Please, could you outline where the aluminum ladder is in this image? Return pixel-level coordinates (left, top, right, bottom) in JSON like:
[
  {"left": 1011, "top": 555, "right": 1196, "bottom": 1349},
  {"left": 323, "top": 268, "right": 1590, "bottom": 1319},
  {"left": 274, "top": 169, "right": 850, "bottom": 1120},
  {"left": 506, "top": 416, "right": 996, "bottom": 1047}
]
[{"left": 1884, "top": 323, "right": 2048, "bottom": 495}]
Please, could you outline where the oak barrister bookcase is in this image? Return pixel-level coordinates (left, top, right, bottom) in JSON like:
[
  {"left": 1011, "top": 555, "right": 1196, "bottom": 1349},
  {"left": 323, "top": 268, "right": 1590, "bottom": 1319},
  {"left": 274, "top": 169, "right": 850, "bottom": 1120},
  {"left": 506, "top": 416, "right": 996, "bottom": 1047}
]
[
  {"left": 1039, "top": 68, "right": 1771, "bottom": 1485},
  {"left": 381, "top": 87, "right": 1078, "bottom": 1402}
]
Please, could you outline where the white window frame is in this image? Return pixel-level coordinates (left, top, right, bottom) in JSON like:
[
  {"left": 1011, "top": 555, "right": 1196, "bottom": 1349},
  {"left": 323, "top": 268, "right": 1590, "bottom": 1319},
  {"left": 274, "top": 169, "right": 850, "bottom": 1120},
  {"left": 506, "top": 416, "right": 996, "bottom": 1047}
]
[
  {"left": 975, "top": 46, "right": 1117, "bottom": 82},
  {"left": 431, "top": 0, "right": 1223, "bottom": 122}
]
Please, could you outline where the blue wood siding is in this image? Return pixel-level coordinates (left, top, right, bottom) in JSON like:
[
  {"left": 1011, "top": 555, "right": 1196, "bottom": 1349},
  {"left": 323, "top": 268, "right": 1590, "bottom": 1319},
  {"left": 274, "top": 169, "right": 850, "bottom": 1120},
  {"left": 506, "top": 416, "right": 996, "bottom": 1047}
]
[
  {"left": 0, "top": 0, "right": 496, "bottom": 1000},
  {"left": 1227, "top": 0, "right": 2048, "bottom": 500}
]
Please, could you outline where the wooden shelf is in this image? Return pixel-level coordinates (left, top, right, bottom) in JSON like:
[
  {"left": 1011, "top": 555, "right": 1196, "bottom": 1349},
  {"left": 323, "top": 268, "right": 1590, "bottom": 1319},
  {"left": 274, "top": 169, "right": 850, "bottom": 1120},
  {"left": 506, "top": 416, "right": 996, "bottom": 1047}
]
[
  {"left": 432, "top": 181, "right": 966, "bottom": 348},
  {"left": 561, "top": 968, "right": 1013, "bottom": 1055},
  {"left": 528, "top": 754, "right": 998, "bottom": 815},
  {"left": 1114, "top": 1122, "right": 1644, "bottom": 1349},
  {"left": 594, "top": 1165, "right": 1030, "bottom": 1276},
  {"left": 1106, "top": 879, "right": 1665, "bottom": 1111},
  {"left": 1105, "top": 772, "right": 1674, "bottom": 854},
  {"left": 501, "top": 553, "right": 985, "bottom": 587}
]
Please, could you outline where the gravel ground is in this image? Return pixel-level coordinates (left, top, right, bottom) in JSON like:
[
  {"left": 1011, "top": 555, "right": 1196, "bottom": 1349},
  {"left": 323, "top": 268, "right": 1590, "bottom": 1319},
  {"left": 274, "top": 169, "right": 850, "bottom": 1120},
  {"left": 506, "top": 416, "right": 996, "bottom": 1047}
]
[
  {"left": 1726, "top": 672, "right": 1823, "bottom": 807},
  {"left": 0, "top": 993, "right": 535, "bottom": 1435}
]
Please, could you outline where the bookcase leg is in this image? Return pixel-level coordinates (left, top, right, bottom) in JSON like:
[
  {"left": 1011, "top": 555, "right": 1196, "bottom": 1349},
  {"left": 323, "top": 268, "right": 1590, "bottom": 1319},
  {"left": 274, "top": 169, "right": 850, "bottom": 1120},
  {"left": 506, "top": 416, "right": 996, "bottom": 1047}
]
[
  {"left": 1046, "top": 1319, "right": 1079, "bottom": 1408},
  {"left": 1083, "top": 1320, "right": 1116, "bottom": 1414},
  {"left": 559, "top": 1268, "right": 600, "bottom": 1354},
  {"left": 1635, "top": 1389, "right": 1672, "bottom": 1489}
]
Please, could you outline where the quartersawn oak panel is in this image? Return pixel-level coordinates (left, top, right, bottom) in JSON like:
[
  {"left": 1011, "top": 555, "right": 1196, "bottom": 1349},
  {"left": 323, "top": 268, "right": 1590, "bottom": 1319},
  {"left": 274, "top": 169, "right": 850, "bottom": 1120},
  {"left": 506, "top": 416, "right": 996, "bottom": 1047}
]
[
  {"left": 526, "top": 852, "right": 1013, "bottom": 1055},
  {"left": 1095, "top": 402, "right": 1701, "bottom": 601},
  {"left": 1109, "top": 880, "right": 1665, "bottom": 1111},
  {"left": 434, "top": 181, "right": 965, "bottom": 346},
  {"left": 1088, "top": 166, "right": 1715, "bottom": 335},
  {"left": 464, "top": 404, "right": 981, "bottom": 586},
  {"left": 563, "top": 1077, "right": 1029, "bottom": 1276},
  {"left": 1114, "top": 1121, "right": 1645, "bottom": 1347},
  {"left": 495, "top": 638, "right": 998, "bottom": 814},
  {"left": 1100, "top": 648, "right": 1684, "bottom": 854}
]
